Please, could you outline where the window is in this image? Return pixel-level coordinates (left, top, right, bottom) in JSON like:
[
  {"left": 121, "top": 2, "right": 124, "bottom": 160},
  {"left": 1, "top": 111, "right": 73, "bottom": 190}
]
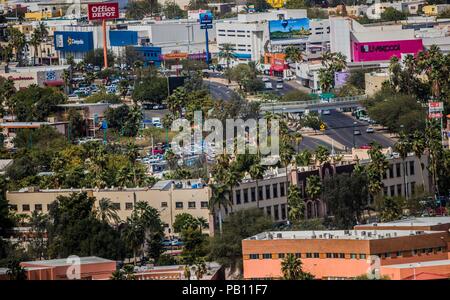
[
  {"left": 250, "top": 254, "right": 259, "bottom": 259},
  {"left": 274, "top": 205, "right": 279, "bottom": 221},
  {"left": 35, "top": 204, "right": 42, "bottom": 211},
  {"left": 258, "top": 186, "right": 264, "bottom": 200},
  {"left": 389, "top": 165, "right": 394, "bottom": 178},
  {"left": 359, "top": 254, "right": 366, "bottom": 259},
  {"left": 22, "top": 204, "right": 30, "bottom": 211},
  {"left": 383, "top": 170, "right": 387, "bottom": 179},
  {"left": 396, "top": 251, "right": 402, "bottom": 257},
  {"left": 112, "top": 202, "right": 120, "bottom": 210},
  {"left": 235, "top": 190, "right": 241, "bottom": 205},
  {"left": 125, "top": 202, "right": 133, "bottom": 210},
  {"left": 243, "top": 188, "right": 249, "bottom": 203},
  {"left": 280, "top": 182, "right": 285, "bottom": 197},
  {"left": 281, "top": 204, "right": 286, "bottom": 220},
  {"left": 397, "top": 184, "right": 402, "bottom": 196},
  {"left": 390, "top": 185, "right": 395, "bottom": 197},
  {"left": 295, "top": 253, "right": 301, "bottom": 258},
  {"left": 265, "top": 185, "right": 271, "bottom": 199},
  {"left": 339, "top": 253, "right": 345, "bottom": 259},
  {"left": 383, "top": 186, "right": 388, "bottom": 196},
  {"left": 251, "top": 187, "right": 256, "bottom": 202},
  {"left": 313, "top": 253, "right": 319, "bottom": 258},
  {"left": 9, "top": 204, "right": 17, "bottom": 211},
  {"left": 350, "top": 253, "right": 357, "bottom": 259},
  {"left": 332, "top": 253, "right": 339, "bottom": 258},
  {"left": 188, "top": 202, "right": 196, "bottom": 209},
  {"left": 201, "top": 201, "right": 209, "bottom": 209},
  {"left": 161, "top": 202, "right": 168, "bottom": 208},
  {"left": 409, "top": 161, "right": 415, "bottom": 175},
  {"left": 266, "top": 206, "right": 271, "bottom": 216},
  {"left": 47, "top": 204, "right": 51, "bottom": 211},
  {"left": 410, "top": 182, "right": 416, "bottom": 195},
  {"left": 412, "top": 249, "right": 418, "bottom": 255},
  {"left": 306, "top": 253, "right": 312, "bottom": 258},
  {"left": 272, "top": 184, "right": 278, "bottom": 198},
  {"left": 396, "top": 163, "right": 401, "bottom": 177},
  {"left": 278, "top": 253, "right": 285, "bottom": 259},
  {"left": 262, "top": 253, "right": 272, "bottom": 259},
  {"left": 175, "top": 202, "right": 183, "bottom": 209},
  {"left": 326, "top": 253, "right": 332, "bottom": 258},
  {"left": 384, "top": 253, "right": 390, "bottom": 258}
]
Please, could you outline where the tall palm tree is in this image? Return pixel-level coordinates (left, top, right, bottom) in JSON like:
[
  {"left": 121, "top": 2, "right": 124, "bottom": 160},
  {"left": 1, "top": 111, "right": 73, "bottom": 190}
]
[
  {"left": 410, "top": 130, "right": 426, "bottom": 189},
  {"left": 295, "top": 150, "right": 312, "bottom": 167},
  {"left": 37, "top": 22, "right": 49, "bottom": 65},
  {"left": 306, "top": 175, "right": 321, "bottom": 201},
  {"left": 123, "top": 214, "right": 145, "bottom": 265},
  {"left": 29, "top": 32, "right": 40, "bottom": 65},
  {"left": 218, "top": 43, "right": 235, "bottom": 84},
  {"left": 394, "top": 133, "right": 412, "bottom": 199},
  {"left": 194, "top": 260, "right": 207, "bottom": 279},
  {"left": 209, "top": 183, "right": 230, "bottom": 235},
  {"left": 287, "top": 184, "right": 304, "bottom": 223},
  {"left": 314, "top": 145, "right": 330, "bottom": 166},
  {"left": 6, "top": 27, "right": 26, "bottom": 64},
  {"left": 96, "top": 198, "right": 121, "bottom": 225},
  {"left": 249, "top": 159, "right": 267, "bottom": 208}
]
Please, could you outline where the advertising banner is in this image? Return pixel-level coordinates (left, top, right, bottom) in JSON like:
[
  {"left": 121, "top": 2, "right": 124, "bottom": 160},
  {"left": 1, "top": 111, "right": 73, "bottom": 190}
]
[
  {"left": 54, "top": 31, "right": 94, "bottom": 52},
  {"left": 352, "top": 39, "right": 423, "bottom": 62},
  {"left": 109, "top": 30, "right": 138, "bottom": 46},
  {"left": 269, "top": 18, "right": 310, "bottom": 40},
  {"left": 88, "top": 2, "right": 119, "bottom": 21}
]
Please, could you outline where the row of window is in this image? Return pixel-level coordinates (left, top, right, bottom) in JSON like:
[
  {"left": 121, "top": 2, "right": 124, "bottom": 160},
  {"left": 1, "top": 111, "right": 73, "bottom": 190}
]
[
  {"left": 383, "top": 182, "right": 416, "bottom": 197},
  {"left": 261, "top": 204, "right": 287, "bottom": 221},
  {"left": 234, "top": 182, "right": 286, "bottom": 205},
  {"left": 12, "top": 201, "right": 210, "bottom": 212},
  {"left": 248, "top": 247, "right": 445, "bottom": 260},
  {"left": 249, "top": 253, "right": 367, "bottom": 260},
  {"left": 383, "top": 161, "right": 415, "bottom": 180}
]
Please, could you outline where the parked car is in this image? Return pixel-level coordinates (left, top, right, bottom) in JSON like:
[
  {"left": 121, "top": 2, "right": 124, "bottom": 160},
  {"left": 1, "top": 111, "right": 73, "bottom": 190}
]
[
  {"left": 353, "top": 130, "right": 361, "bottom": 135},
  {"left": 366, "top": 127, "right": 375, "bottom": 133}
]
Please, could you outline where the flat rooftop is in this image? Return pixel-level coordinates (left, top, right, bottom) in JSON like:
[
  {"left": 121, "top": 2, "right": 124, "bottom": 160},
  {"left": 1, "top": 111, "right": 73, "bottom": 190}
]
[
  {"left": 360, "top": 217, "right": 450, "bottom": 228},
  {"left": 246, "top": 230, "right": 444, "bottom": 241},
  {"left": 21, "top": 256, "right": 114, "bottom": 267},
  {"left": 383, "top": 259, "right": 450, "bottom": 269}
]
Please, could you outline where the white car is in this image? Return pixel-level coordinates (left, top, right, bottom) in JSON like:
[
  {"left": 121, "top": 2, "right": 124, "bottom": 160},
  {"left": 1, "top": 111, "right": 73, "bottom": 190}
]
[
  {"left": 366, "top": 127, "right": 375, "bottom": 133},
  {"left": 262, "top": 77, "right": 270, "bottom": 82},
  {"left": 322, "top": 110, "right": 331, "bottom": 115},
  {"left": 276, "top": 83, "right": 283, "bottom": 89}
]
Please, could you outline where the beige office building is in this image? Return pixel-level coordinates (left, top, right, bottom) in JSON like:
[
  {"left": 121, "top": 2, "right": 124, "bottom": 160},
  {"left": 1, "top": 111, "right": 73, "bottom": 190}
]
[{"left": 7, "top": 180, "right": 213, "bottom": 236}]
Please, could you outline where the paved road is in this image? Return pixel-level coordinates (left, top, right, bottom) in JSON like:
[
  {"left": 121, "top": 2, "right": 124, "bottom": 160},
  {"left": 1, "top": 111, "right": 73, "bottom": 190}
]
[
  {"left": 320, "top": 110, "right": 394, "bottom": 151},
  {"left": 206, "top": 80, "right": 236, "bottom": 101}
]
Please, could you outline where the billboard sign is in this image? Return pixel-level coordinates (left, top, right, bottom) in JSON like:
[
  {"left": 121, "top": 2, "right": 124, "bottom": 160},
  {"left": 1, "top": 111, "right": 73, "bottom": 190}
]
[
  {"left": 269, "top": 18, "right": 310, "bottom": 40},
  {"left": 88, "top": 2, "right": 119, "bottom": 21},
  {"left": 429, "top": 101, "right": 444, "bottom": 112},
  {"left": 54, "top": 31, "right": 94, "bottom": 52},
  {"left": 334, "top": 71, "right": 351, "bottom": 88},
  {"left": 199, "top": 11, "right": 213, "bottom": 25},
  {"left": 352, "top": 39, "right": 423, "bottom": 62}
]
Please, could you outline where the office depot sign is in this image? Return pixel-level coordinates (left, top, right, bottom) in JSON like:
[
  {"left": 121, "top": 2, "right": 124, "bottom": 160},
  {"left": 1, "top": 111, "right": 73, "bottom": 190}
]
[
  {"left": 352, "top": 39, "right": 423, "bottom": 62},
  {"left": 88, "top": 2, "right": 119, "bottom": 21}
]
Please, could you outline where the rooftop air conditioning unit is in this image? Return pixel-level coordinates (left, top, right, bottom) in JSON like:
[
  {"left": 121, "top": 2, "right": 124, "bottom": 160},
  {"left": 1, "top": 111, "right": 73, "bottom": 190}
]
[
  {"left": 276, "top": 233, "right": 282, "bottom": 239},
  {"left": 367, "top": 232, "right": 372, "bottom": 237},
  {"left": 361, "top": 231, "right": 366, "bottom": 236}
]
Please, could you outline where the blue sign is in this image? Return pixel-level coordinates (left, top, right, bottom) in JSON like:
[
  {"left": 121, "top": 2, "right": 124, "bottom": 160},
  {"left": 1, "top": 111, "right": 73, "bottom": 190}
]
[
  {"left": 54, "top": 31, "right": 94, "bottom": 52},
  {"left": 269, "top": 18, "right": 310, "bottom": 40},
  {"left": 109, "top": 31, "right": 138, "bottom": 47},
  {"left": 102, "top": 120, "right": 108, "bottom": 129},
  {"left": 200, "top": 24, "right": 213, "bottom": 29},
  {"left": 199, "top": 11, "right": 213, "bottom": 25}
]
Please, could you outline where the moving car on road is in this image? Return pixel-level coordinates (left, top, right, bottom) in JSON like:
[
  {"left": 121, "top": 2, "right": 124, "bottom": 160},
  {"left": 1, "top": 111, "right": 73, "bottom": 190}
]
[
  {"left": 366, "top": 127, "right": 375, "bottom": 133},
  {"left": 353, "top": 129, "right": 362, "bottom": 135}
]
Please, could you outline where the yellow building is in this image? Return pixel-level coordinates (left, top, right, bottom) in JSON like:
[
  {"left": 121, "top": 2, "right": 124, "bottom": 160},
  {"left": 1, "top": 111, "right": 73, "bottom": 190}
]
[
  {"left": 266, "top": 0, "right": 285, "bottom": 9},
  {"left": 25, "top": 9, "right": 62, "bottom": 21},
  {"left": 423, "top": 4, "right": 450, "bottom": 16}
]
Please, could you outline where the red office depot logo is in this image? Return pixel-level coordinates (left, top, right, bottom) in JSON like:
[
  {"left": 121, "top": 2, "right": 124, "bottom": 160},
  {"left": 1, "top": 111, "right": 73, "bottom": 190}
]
[{"left": 88, "top": 2, "right": 119, "bottom": 21}]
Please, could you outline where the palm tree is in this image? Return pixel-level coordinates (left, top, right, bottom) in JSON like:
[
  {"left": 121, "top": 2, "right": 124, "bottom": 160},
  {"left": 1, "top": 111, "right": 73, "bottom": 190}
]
[
  {"left": 194, "top": 260, "right": 207, "bottom": 280},
  {"left": 184, "top": 265, "right": 191, "bottom": 280},
  {"left": 394, "top": 133, "right": 412, "bottom": 199},
  {"left": 314, "top": 145, "right": 330, "bottom": 166},
  {"left": 123, "top": 265, "right": 136, "bottom": 280},
  {"left": 29, "top": 32, "right": 40, "bottom": 65},
  {"left": 218, "top": 43, "right": 235, "bottom": 84},
  {"left": 306, "top": 175, "right": 321, "bottom": 201},
  {"left": 37, "top": 22, "right": 49, "bottom": 64},
  {"left": 249, "top": 159, "right": 267, "bottom": 208},
  {"left": 287, "top": 184, "right": 304, "bottom": 223},
  {"left": 410, "top": 130, "right": 426, "bottom": 189},
  {"left": 6, "top": 27, "right": 26, "bottom": 64},
  {"left": 280, "top": 139, "right": 295, "bottom": 184},
  {"left": 284, "top": 46, "right": 303, "bottom": 73},
  {"left": 96, "top": 198, "right": 121, "bottom": 225},
  {"left": 123, "top": 214, "right": 145, "bottom": 265},
  {"left": 295, "top": 150, "right": 312, "bottom": 167},
  {"left": 110, "top": 269, "right": 126, "bottom": 280},
  {"left": 281, "top": 254, "right": 303, "bottom": 280},
  {"left": 209, "top": 183, "right": 230, "bottom": 235},
  {"left": 6, "top": 260, "right": 27, "bottom": 280}
]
